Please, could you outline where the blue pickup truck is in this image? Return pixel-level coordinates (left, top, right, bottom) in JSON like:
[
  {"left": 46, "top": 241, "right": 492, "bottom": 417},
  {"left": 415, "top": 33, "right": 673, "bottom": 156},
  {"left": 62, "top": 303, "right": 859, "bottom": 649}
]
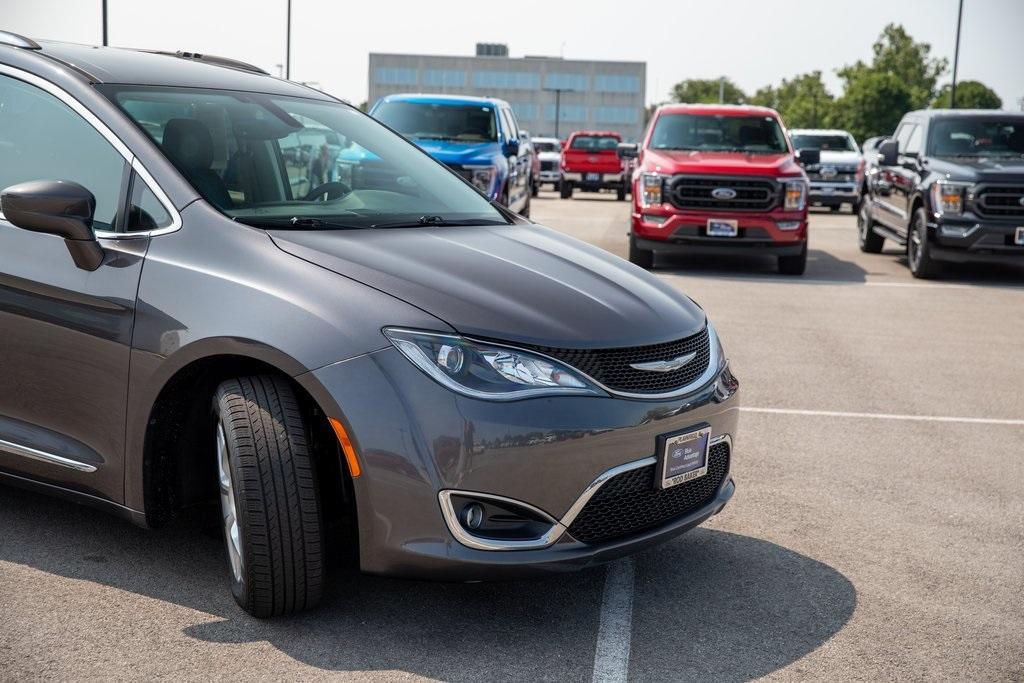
[{"left": 370, "top": 94, "right": 532, "bottom": 216}]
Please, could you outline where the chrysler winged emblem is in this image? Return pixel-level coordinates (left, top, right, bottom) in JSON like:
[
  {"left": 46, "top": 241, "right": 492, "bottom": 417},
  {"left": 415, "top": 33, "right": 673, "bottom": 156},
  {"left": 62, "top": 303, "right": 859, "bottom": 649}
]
[{"left": 629, "top": 352, "right": 697, "bottom": 373}]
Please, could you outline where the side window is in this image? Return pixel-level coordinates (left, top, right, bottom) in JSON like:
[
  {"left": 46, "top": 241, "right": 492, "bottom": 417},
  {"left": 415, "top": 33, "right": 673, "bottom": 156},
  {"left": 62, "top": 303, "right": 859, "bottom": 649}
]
[
  {"left": 895, "top": 124, "right": 915, "bottom": 153},
  {"left": 904, "top": 126, "right": 923, "bottom": 156},
  {"left": 0, "top": 74, "right": 127, "bottom": 231},
  {"left": 126, "top": 173, "right": 172, "bottom": 232}
]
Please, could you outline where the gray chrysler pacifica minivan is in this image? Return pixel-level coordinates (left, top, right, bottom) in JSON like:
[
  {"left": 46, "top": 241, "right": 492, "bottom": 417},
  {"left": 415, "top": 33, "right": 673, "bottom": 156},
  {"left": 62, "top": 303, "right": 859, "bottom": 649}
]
[{"left": 0, "top": 33, "right": 740, "bottom": 617}]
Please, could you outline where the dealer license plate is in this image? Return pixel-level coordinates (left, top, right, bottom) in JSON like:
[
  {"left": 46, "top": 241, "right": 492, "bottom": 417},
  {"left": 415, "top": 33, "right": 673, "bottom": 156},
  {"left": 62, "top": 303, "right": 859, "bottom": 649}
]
[
  {"left": 658, "top": 426, "right": 712, "bottom": 489},
  {"left": 707, "top": 218, "right": 738, "bottom": 237}
]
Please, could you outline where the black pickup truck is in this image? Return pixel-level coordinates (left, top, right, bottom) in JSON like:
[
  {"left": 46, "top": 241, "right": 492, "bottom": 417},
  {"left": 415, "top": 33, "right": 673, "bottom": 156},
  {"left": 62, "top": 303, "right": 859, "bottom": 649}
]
[{"left": 858, "top": 109, "right": 1024, "bottom": 278}]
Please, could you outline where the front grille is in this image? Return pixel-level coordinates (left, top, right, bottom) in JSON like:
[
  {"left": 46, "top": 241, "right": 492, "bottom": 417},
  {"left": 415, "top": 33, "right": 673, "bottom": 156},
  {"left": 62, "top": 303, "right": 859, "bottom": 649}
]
[
  {"left": 807, "top": 172, "right": 856, "bottom": 183},
  {"left": 541, "top": 160, "right": 558, "bottom": 172},
  {"left": 567, "top": 441, "right": 730, "bottom": 544},
  {"left": 975, "top": 185, "right": 1024, "bottom": 218},
  {"left": 521, "top": 327, "right": 711, "bottom": 395},
  {"left": 668, "top": 175, "right": 778, "bottom": 211}
]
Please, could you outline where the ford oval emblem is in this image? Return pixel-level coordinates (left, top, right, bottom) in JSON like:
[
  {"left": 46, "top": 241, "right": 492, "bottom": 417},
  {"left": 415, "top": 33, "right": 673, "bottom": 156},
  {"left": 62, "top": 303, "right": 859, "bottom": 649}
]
[{"left": 711, "top": 187, "right": 737, "bottom": 200}]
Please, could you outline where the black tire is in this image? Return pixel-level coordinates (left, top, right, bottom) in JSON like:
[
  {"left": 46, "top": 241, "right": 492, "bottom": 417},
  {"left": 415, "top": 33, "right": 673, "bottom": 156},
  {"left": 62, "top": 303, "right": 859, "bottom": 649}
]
[
  {"left": 560, "top": 181, "right": 573, "bottom": 199},
  {"left": 777, "top": 242, "right": 808, "bottom": 275},
  {"left": 628, "top": 233, "right": 654, "bottom": 269},
  {"left": 520, "top": 191, "right": 531, "bottom": 219},
  {"left": 616, "top": 184, "right": 626, "bottom": 201},
  {"left": 215, "top": 375, "right": 324, "bottom": 618},
  {"left": 907, "top": 206, "right": 941, "bottom": 279},
  {"left": 830, "top": 205, "right": 840, "bottom": 213},
  {"left": 848, "top": 202, "right": 858, "bottom": 215},
  {"left": 531, "top": 179, "right": 539, "bottom": 197},
  {"left": 857, "top": 202, "right": 885, "bottom": 253}
]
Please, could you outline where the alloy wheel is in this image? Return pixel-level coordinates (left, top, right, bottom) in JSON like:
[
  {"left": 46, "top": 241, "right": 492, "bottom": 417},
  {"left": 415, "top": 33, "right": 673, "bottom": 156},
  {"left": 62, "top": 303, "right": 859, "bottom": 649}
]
[{"left": 217, "top": 423, "right": 243, "bottom": 584}]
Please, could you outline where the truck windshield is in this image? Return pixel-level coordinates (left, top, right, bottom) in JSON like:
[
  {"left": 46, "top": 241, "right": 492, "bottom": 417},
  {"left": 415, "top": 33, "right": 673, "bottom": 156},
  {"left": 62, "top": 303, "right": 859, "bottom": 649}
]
[
  {"left": 929, "top": 118, "right": 1024, "bottom": 158},
  {"left": 791, "top": 134, "right": 857, "bottom": 152},
  {"left": 373, "top": 101, "right": 499, "bottom": 142},
  {"left": 650, "top": 114, "right": 788, "bottom": 154},
  {"left": 102, "top": 86, "right": 507, "bottom": 229},
  {"left": 569, "top": 136, "right": 619, "bottom": 152},
  {"left": 533, "top": 141, "right": 560, "bottom": 153}
]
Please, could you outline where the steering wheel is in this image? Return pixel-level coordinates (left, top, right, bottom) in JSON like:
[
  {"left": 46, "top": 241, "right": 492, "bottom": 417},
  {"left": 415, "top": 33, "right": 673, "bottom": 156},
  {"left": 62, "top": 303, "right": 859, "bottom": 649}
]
[{"left": 303, "top": 181, "right": 352, "bottom": 202}]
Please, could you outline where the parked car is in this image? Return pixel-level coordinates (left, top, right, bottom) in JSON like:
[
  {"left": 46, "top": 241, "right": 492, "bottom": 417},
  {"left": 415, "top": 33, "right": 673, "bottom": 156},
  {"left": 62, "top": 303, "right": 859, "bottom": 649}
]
[
  {"left": 560, "top": 130, "right": 628, "bottom": 200},
  {"left": 531, "top": 136, "right": 562, "bottom": 189},
  {"left": 520, "top": 130, "right": 540, "bottom": 197},
  {"left": 370, "top": 94, "right": 532, "bottom": 216},
  {"left": 619, "top": 104, "right": 815, "bottom": 275},
  {"left": 791, "top": 128, "right": 862, "bottom": 214},
  {"left": 0, "top": 34, "right": 740, "bottom": 617},
  {"left": 859, "top": 109, "right": 1024, "bottom": 278}
]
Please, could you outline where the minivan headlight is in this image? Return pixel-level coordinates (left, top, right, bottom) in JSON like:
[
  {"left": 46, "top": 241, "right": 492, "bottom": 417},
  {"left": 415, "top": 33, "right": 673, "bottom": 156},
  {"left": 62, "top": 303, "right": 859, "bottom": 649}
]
[
  {"left": 783, "top": 179, "right": 807, "bottom": 210},
  {"left": 931, "top": 181, "right": 970, "bottom": 215},
  {"left": 384, "top": 328, "right": 604, "bottom": 400},
  {"left": 464, "top": 165, "right": 497, "bottom": 195}
]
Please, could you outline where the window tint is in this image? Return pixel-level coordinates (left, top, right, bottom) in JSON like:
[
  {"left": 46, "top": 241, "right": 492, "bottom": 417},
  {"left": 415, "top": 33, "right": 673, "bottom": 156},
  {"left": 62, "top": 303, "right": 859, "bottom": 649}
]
[
  {"left": 373, "top": 101, "right": 498, "bottom": 142},
  {"left": 0, "top": 75, "right": 126, "bottom": 231},
  {"left": 126, "top": 173, "right": 172, "bottom": 231},
  {"left": 904, "top": 126, "right": 923, "bottom": 156},
  {"left": 895, "top": 124, "right": 915, "bottom": 152}
]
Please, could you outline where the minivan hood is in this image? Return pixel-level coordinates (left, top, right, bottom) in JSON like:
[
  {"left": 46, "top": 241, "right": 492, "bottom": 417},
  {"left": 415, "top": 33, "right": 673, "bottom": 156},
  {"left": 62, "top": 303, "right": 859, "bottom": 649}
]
[
  {"left": 643, "top": 150, "right": 802, "bottom": 176},
  {"left": 411, "top": 138, "right": 501, "bottom": 166},
  {"left": 269, "top": 224, "right": 706, "bottom": 348},
  {"left": 926, "top": 156, "right": 1024, "bottom": 183}
]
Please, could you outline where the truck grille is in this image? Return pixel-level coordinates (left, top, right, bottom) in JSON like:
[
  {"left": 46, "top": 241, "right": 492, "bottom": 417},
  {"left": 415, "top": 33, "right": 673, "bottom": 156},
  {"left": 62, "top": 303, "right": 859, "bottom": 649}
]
[
  {"left": 540, "top": 160, "right": 558, "bottom": 172},
  {"left": 520, "top": 327, "right": 711, "bottom": 395},
  {"left": 975, "top": 185, "right": 1024, "bottom": 218},
  {"left": 567, "top": 441, "right": 730, "bottom": 544},
  {"left": 668, "top": 175, "right": 778, "bottom": 211}
]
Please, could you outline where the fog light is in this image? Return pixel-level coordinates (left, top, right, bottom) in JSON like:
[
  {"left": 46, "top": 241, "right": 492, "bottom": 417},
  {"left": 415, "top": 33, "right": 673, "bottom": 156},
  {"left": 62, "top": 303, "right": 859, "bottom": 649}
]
[
  {"left": 777, "top": 221, "right": 801, "bottom": 231},
  {"left": 939, "top": 224, "right": 975, "bottom": 238},
  {"left": 642, "top": 214, "right": 668, "bottom": 225},
  {"left": 462, "top": 502, "right": 485, "bottom": 530}
]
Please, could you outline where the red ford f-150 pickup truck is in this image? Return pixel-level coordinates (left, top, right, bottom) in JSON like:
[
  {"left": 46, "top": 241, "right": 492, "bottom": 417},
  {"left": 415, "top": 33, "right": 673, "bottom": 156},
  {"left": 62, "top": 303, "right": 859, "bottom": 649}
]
[
  {"left": 561, "top": 130, "right": 628, "bottom": 201},
  {"left": 618, "top": 104, "right": 817, "bottom": 274}
]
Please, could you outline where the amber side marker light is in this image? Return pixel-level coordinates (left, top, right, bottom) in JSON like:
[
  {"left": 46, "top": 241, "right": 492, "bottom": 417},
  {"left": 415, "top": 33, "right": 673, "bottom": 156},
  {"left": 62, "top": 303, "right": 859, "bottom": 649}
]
[{"left": 328, "top": 417, "right": 362, "bottom": 478}]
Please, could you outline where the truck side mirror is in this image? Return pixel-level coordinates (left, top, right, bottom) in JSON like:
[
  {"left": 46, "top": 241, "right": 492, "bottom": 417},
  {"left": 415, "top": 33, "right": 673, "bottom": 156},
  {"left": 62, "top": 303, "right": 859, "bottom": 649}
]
[
  {"left": 504, "top": 138, "right": 520, "bottom": 157},
  {"left": 795, "top": 148, "right": 820, "bottom": 166},
  {"left": 0, "top": 179, "right": 104, "bottom": 271},
  {"left": 617, "top": 143, "right": 639, "bottom": 159},
  {"left": 878, "top": 139, "right": 898, "bottom": 166}
]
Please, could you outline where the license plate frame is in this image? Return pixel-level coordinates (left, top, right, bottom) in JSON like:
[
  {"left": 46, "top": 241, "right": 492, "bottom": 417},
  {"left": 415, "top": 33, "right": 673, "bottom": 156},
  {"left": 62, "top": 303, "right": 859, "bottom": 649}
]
[
  {"left": 1015, "top": 227, "right": 1024, "bottom": 246},
  {"left": 707, "top": 218, "right": 739, "bottom": 237},
  {"left": 657, "top": 424, "right": 712, "bottom": 490},
  {"left": 585, "top": 172, "right": 600, "bottom": 182}
]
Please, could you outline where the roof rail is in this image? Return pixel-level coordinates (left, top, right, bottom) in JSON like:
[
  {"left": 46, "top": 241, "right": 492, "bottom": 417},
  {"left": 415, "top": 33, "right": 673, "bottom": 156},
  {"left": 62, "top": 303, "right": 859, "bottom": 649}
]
[
  {"left": 149, "top": 50, "right": 269, "bottom": 75},
  {"left": 0, "top": 30, "right": 42, "bottom": 50}
]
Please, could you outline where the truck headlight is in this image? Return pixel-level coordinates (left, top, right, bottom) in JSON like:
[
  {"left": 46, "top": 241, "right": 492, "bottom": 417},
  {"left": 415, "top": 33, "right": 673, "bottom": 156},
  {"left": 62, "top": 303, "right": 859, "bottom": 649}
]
[
  {"left": 931, "top": 181, "right": 970, "bottom": 216},
  {"left": 464, "top": 165, "right": 497, "bottom": 196},
  {"left": 384, "top": 328, "right": 604, "bottom": 400},
  {"left": 783, "top": 179, "right": 807, "bottom": 211},
  {"left": 641, "top": 174, "right": 664, "bottom": 207}
]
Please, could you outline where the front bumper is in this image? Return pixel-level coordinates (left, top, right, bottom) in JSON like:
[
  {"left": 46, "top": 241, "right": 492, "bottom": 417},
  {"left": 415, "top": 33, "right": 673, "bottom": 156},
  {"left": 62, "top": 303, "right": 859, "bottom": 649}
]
[
  {"left": 563, "top": 171, "right": 626, "bottom": 190},
  {"left": 808, "top": 183, "right": 858, "bottom": 206},
  {"left": 929, "top": 216, "right": 1024, "bottom": 265},
  {"left": 303, "top": 343, "right": 740, "bottom": 580},
  {"left": 631, "top": 208, "right": 807, "bottom": 256}
]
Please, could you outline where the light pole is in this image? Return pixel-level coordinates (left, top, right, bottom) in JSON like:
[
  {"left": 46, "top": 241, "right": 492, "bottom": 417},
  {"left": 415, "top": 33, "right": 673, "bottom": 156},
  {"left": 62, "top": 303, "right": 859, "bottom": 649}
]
[
  {"left": 544, "top": 87, "right": 575, "bottom": 139},
  {"left": 285, "top": 0, "right": 292, "bottom": 80},
  {"left": 950, "top": 0, "right": 964, "bottom": 108}
]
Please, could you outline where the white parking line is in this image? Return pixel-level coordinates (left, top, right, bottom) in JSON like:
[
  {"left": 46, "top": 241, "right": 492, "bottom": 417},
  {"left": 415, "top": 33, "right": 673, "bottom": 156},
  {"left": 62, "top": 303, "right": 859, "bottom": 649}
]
[
  {"left": 741, "top": 406, "right": 1024, "bottom": 426},
  {"left": 592, "top": 556, "right": 636, "bottom": 683}
]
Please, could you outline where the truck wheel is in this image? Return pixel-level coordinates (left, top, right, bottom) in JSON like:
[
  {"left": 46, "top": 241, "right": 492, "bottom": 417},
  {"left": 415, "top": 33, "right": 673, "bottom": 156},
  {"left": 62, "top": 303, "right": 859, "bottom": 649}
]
[
  {"left": 560, "top": 182, "right": 573, "bottom": 199},
  {"left": 531, "top": 179, "right": 539, "bottom": 197},
  {"left": 777, "top": 243, "right": 808, "bottom": 275},
  {"left": 520, "top": 191, "right": 531, "bottom": 218},
  {"left": 215, "top": 375, "right": 324, "bottom": 618},
  {"left": 858, "top": 203, "right": 885, "bottom": 253},
  {"left": 628, "top": 234, "right": 654, "bottom": 269},
  {"left": 907, "top": 207, "right": 941, "bottom": 279},
  {"left": 616, "top": 184, "right": 626, "bottom": 201}
]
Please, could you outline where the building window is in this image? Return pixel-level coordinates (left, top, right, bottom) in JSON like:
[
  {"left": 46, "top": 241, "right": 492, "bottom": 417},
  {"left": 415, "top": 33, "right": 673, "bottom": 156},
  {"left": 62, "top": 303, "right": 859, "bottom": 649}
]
[
  {"left": 594, "top": 106, "right": 639, "bottom": 125},
  {"left": 544, "top": 73, "right": 589, "bottom": 91},
  {"left": 594, "top": 75, "right": 640, "bottom": 93},
  {"left": 374, "top": 67, "right": 418, "bottom": 86},
  {"left": 422, "top": 69, "right": 466, "bottom": 87},
  {"left": 473, "top": 71, "right": 541, "bottom": 90},
  {"left": 511, "top": 103, "right": 538, "bottom": 121},
  {"left": 545, "top": 104, "right": 587, "bottom": 122}
]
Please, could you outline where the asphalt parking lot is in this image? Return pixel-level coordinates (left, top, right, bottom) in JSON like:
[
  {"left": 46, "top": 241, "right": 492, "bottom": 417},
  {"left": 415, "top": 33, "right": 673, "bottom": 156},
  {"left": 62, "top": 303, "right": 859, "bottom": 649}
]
[{"left": 2, "top": 190, "right": 1023, "bottom": 681}]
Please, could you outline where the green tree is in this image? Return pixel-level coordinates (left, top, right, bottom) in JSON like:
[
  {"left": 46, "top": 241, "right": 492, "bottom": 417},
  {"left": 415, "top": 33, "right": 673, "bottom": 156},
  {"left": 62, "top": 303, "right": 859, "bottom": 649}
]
[
  {"left": 837, "top": 23, "right": 947, "bottom": 109},
  {"left": 670, "top": 78, "right": 746, "bottom": 105},
  {"left": 932, "top": 81, "right": 1002, "bottom": 109},
  {"left": 830, "top": 71, "right": 915, "bottom": 142},
  {"left": 749, "top": 71, "right": 834, "bottom": 128}
]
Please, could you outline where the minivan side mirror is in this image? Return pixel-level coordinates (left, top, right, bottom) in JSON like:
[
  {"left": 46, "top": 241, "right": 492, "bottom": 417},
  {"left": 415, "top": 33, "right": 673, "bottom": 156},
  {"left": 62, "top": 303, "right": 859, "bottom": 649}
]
[
  {"left": 0, "top": 180, "right": 104, "bottom": 271},
  {"left": 504, "top": 138, "right": 520, "bottom": 157},
  {"left": 795, "top": 148, "right": 820, "bottom": 166},
  {"left": 617, "top": 142, "right": 639, "bottom": 159},
  {"left": 878, "top": 139, "right": 898, "bottom": 166}
]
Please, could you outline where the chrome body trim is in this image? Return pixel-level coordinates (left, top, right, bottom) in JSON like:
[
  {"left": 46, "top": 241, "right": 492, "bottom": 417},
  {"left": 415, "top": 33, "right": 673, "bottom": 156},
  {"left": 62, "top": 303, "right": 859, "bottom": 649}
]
[
  {"left": 0, "top": 64, "right": 183, "bottom": 238},
  {"left": 0, "top": 438, "right": 97, "bottom": 473},
  {"left": 438, "top": 434, "right": 732, "bottom": 551}
]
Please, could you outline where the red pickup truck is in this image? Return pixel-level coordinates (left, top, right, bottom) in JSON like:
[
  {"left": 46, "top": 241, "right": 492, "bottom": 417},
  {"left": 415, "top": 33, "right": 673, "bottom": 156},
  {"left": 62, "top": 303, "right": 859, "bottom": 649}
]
[
  {"left": 560, "top": 130, "right": 628, "bottom": 201},
  {"left": 618, "top": 104, "right": 817, "bottom": 275}
]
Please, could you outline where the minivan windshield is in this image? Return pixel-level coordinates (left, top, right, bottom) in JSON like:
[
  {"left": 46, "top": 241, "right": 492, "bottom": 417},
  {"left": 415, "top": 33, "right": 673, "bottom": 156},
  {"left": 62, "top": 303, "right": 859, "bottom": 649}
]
[
  {"left": 372, "top": 101, "right": 498, "bottom": 142},
  {"left": 929, "top": 117, "right": 1024, "bottom": 158},
  {"left": 650, "top": 114, "right": 789, "bottom": 154},
  {"left": 791, "top": 134, "right": 857, "bottom": 152},
  {"left": 101, "top": 86, "right": 507, "bottom": 229}
]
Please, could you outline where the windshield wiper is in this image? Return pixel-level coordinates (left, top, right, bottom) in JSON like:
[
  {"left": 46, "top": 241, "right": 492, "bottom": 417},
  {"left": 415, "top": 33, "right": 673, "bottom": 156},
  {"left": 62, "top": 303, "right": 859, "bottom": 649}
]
[
  {"left": 232, "top": 216, "right": 363, "bottom": 230},
  {"left": 369, "top": 215, "right": 506, "bottom": 229}
]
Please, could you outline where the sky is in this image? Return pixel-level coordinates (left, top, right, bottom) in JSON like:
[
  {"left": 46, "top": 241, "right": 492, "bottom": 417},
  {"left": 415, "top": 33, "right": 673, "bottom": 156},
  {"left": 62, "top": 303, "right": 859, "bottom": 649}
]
[{"left": 5, "top": 0, "right": 1023, "bottom": 109}]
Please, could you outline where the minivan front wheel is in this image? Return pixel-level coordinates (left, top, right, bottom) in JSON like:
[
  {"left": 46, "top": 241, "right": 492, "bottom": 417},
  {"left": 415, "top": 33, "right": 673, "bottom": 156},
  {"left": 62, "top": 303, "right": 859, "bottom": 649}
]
[{"left": 215, "top": 375, "right": 324, "bottom": 618}]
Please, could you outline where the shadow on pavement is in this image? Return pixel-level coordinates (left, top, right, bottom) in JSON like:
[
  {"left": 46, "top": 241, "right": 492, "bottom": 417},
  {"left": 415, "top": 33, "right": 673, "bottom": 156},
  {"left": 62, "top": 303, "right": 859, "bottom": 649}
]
[
  {"left": 0, "top": 485, "right": 854, "bottom": 680},
  {"left": 657, "top": 248, "right": 870, "bottom": 284}
]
